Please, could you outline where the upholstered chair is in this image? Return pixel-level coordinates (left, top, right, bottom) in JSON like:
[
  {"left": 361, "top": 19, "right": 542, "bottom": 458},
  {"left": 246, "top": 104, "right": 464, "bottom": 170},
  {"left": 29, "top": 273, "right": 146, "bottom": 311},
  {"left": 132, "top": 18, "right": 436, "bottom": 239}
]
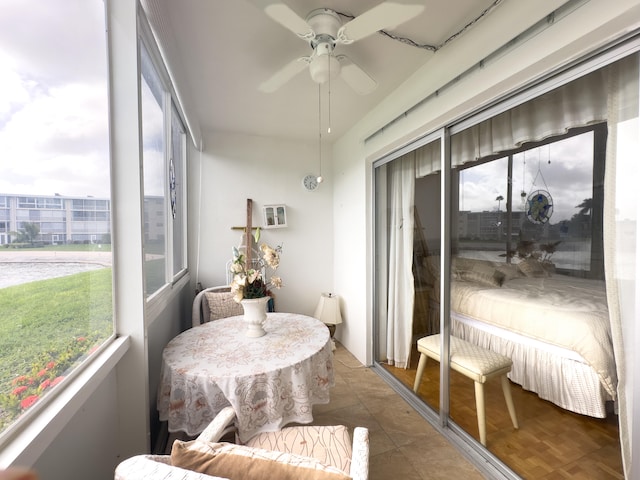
[
  {"left": 192, "top": 286, "right": 243, "bottom": 327},
  {"left": 115, "top": 406, "right": 369, "bottom": 480}
]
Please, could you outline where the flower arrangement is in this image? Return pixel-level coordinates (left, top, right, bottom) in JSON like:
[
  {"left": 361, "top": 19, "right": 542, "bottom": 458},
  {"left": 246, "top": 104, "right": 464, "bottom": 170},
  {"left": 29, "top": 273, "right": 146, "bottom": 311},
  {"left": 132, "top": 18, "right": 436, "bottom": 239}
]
[
  {"left": 513, "top": 239, "right": 562, "bottom": 262},
  {"left": 229, "top": 230, "right": 283, "bottom": 303}
]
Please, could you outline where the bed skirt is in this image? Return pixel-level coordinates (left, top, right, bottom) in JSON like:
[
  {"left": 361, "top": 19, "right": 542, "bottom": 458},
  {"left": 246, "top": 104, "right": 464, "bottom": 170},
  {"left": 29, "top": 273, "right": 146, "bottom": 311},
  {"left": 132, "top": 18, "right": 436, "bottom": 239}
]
[{"left": 451, "top": 312, "right": 613, "bottom": 418}]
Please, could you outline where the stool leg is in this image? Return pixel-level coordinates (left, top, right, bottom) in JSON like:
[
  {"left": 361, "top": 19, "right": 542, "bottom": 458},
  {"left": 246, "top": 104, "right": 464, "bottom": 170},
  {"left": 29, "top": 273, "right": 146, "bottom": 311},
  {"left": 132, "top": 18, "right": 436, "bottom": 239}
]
[
  {"left": 501, "top": 375, "right": 519, "bottom": 429},
  {"left": 413, "top": 353, "right": 428, "bottom": 393},
  {"left": 474, "top": 381, "right": 487, "bottom": 446}
]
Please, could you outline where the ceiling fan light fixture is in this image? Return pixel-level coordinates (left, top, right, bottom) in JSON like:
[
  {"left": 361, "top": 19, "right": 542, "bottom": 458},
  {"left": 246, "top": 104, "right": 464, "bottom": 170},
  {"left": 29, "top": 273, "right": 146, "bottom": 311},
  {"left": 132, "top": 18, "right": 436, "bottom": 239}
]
[{"left": 309, "top": 50, "right": 340, "bottom": 84}]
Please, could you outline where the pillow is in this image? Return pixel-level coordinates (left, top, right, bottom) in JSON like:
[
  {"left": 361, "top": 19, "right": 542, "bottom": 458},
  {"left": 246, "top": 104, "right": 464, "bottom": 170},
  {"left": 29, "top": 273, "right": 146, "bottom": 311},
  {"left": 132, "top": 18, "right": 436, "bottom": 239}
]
[
  {"left": 454, "top": 258, "right": 505, "bottom": 287},
  {"left": 458, "top": 269, "right": 505, "bottom": 287},
  {"left": 171, "top": 440, "right": 352, "bottom": 480},
  {"left": 205, "top": 291, "right": 243, "bottom": 321},
  {"left": 493, "top": 263, "right": 523, "bottom": 282},
  {"left": 517, "top": 258, "right": 550, "bottom": 278}
]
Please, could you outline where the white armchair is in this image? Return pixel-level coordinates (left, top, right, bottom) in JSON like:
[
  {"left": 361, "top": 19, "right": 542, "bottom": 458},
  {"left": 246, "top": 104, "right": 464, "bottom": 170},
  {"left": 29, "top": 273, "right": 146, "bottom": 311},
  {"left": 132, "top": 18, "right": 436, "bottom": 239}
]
[
  {"left": 115, "top": 407, "right": 369, "bottom": 480},
  {"left": 192, "top": 286, "right": 242, "bottom": 327}
]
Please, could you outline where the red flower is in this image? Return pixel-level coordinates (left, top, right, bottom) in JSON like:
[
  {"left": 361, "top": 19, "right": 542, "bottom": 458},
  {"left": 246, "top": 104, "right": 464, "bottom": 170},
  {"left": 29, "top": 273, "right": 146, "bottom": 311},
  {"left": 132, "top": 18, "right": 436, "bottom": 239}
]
[
  {"left": 39, "top": 379, "right": 52, "bottom": 391},
  {"left": 51, "top": 376, "right": 65, "bottom": 387},
  {"left": 12, "top": 375, "right": 27, "bottom": 386},
  {"left": 46, "top": 361, "right": 56, "bottom": 370},
  {"left": 20, "top": 395, "right": 39, "bottom": 409},
  {"left": 77, "top": 337, "right": 86, "bottom": 342},
  {"left": 37, "top": 369, "right": 48, "bottom": 378},
  {"left": 11, "top": 386, "right": 28, "bottom": 396}
]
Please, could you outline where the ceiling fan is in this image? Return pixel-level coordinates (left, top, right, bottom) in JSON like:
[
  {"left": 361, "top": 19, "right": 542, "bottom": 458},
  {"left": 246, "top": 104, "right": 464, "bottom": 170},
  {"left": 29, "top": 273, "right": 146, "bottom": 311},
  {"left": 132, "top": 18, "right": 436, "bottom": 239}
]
[{"left": 257, "top": 2, "right": 425, "bottom": 95}]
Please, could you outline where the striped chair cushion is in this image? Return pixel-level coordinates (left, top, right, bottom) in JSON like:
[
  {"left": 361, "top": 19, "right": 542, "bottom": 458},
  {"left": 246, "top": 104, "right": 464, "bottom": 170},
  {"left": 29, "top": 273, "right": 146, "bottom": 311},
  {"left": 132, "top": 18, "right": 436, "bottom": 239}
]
[{"left": 244, "top": 425, "right": 353, "bottom": 474}]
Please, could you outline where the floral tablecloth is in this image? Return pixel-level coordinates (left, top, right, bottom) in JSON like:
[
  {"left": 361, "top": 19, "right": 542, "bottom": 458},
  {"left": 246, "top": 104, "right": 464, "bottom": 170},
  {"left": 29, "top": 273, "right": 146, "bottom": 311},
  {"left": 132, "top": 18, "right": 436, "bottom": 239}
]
[{"left": 157, "top": 312, "right": 334, "bottom": 442}]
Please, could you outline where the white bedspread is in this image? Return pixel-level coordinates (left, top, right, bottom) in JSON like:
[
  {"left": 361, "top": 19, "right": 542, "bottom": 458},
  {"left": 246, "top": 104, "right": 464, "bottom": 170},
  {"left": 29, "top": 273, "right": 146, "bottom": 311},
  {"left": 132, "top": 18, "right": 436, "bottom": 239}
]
[{"left": 450, "top": 275, "right": 617, "bottom": 398}]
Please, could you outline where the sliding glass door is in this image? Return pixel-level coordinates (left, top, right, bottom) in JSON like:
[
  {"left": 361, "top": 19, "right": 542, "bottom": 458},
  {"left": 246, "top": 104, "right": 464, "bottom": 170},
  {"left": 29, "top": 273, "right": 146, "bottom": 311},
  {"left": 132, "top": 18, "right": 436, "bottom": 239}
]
[{"left": 373, "top": 49, "right": 639, "bottom": 479}]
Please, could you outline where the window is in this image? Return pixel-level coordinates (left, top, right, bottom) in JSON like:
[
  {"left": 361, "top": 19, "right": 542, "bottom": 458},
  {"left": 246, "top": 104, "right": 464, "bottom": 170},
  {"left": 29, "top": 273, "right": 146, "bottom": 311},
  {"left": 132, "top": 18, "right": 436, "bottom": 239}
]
[
  {"left": 0, "top": 1, "right": 113, "bottom": 440},
  {"left": 456, "top": 127, "right": 603, "bottom": 277},
  {"left": 140, "top": 32, "right": 187, "bottom": 298}
]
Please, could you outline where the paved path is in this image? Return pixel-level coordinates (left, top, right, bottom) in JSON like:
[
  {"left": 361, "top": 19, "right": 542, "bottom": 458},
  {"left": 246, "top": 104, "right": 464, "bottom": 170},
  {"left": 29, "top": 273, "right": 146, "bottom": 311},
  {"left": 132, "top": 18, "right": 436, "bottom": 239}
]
[{"left": 0, "top": 250, "right": 112, "bottom": 266}]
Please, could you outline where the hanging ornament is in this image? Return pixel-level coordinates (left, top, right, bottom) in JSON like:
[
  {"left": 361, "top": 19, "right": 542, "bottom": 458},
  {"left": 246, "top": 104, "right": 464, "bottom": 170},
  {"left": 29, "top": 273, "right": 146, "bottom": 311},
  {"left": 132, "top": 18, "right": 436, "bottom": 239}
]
[
  {"left": 526, "top": 190, "right": 554, "bottom": 224},
  {"left": 525, "top": 145, "right": 553, "bottom": 224}
]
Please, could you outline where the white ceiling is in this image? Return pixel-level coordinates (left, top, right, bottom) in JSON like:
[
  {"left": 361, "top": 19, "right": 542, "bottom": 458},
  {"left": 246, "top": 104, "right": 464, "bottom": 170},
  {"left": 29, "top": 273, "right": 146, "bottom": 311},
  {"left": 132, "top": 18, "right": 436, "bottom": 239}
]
[{"left": 149, "top": 0, "right": 501, "bottom": 142}]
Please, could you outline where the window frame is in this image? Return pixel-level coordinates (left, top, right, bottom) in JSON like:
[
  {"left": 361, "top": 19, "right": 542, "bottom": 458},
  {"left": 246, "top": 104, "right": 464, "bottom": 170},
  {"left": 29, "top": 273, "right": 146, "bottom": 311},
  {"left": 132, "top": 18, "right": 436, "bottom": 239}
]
[{"left": 138, "top": 18, "right": 189, "bottom": 303}]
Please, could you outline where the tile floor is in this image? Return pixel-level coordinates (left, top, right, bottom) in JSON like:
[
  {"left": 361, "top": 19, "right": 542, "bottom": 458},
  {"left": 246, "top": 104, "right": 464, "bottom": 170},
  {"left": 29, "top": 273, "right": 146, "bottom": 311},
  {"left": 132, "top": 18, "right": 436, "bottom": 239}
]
[
  {"left": 165, "top": 342, "right": 485, "bottom": 479},
  {"left": 312, "top": 343, "right": 484, "bottom": 480}
]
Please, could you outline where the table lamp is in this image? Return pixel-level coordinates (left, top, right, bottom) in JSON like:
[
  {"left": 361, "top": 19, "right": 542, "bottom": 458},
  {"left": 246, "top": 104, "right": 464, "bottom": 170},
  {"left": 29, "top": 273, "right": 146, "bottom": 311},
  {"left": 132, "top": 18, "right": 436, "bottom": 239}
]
[{"left": 314, "top": 293, "right": 343, "bottom": 349}]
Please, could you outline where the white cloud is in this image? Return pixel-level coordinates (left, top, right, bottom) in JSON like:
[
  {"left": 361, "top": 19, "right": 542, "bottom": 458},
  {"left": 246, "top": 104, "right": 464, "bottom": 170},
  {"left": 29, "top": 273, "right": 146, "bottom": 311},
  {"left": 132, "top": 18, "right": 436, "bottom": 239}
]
[
  {"left": 0, "top": 0, "right": 110, "bottom": 198},
  {"left": 460, "top": 133, "right": 595, "bottom": 223}
]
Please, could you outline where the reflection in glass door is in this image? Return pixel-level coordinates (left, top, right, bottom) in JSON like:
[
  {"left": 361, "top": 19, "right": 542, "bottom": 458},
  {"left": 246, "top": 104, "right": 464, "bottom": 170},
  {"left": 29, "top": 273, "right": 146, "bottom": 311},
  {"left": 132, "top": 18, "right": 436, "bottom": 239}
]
[
  {"left": 374, "top": 138, "right": 442, "bottom": 415},
  {"left": 372, "top": 52, "right": 638, "bottom": 479}
]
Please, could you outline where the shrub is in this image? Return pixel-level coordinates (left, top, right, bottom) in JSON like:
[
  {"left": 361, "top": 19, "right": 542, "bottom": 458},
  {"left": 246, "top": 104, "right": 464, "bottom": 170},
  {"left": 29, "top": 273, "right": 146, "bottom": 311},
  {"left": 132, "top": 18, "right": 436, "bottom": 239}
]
[{"left": 0, "top": 331, "right": 106, "bottom": 429}]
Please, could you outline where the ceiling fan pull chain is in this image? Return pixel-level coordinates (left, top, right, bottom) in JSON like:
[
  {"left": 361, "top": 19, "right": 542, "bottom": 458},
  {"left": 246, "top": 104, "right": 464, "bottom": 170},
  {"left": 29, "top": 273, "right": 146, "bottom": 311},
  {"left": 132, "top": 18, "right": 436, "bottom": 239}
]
[
  {"left": 318, "top": 83, "right": 323, "bottom": 183},
  {"left": 327, "top": 59, "right": 332, "bottom": 134}
]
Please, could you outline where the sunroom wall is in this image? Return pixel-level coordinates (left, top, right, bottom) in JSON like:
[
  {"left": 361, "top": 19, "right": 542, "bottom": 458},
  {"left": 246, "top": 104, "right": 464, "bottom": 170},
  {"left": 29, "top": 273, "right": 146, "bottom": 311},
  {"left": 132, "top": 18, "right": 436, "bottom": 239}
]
[{"left": 187, "top": 130, "right": 335, "bottom": 318}]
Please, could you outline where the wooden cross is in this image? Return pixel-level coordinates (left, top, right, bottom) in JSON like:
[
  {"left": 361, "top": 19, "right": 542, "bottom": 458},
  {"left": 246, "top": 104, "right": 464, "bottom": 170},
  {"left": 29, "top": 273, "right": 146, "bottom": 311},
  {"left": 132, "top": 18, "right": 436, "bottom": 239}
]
[{"left": 231, "top": 198, "right": 257, "bottom": 266}]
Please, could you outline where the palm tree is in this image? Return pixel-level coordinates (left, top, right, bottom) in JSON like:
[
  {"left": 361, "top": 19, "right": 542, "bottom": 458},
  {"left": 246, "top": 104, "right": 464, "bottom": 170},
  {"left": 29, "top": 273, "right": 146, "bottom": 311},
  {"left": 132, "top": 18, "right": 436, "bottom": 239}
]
[
  {"left": 496, "top": 195, "right": 504, "bottom": 211},
  {"left": 576, "top": 198, "right": 592, "bottom": 216}
]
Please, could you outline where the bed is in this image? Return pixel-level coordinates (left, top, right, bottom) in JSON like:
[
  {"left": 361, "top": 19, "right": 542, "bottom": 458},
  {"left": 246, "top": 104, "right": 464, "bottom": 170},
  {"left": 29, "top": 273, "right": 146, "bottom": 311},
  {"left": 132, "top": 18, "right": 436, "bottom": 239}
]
[{"left": 433, "top": 256, "right": 617, "bottom": 418}]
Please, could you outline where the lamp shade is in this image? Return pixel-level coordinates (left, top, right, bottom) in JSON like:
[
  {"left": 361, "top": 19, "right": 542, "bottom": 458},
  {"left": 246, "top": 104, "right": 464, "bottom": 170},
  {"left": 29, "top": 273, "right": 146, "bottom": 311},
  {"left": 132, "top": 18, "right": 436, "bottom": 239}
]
[{"left": 314, "top": 293, "right": 343, "bottom": 325}]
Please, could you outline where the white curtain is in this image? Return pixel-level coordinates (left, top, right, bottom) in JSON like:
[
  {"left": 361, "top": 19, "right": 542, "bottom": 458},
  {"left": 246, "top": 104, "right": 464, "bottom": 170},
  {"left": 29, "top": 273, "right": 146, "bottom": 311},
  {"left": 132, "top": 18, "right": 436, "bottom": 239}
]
[
  {"left": 603, "top": 54, "right": 639, "bottom": 480},
  {"left": 416, "top": 141, "right": 442, "bottom": 177},
  {"left": 386, "top": 153, "right": 416, "bottom": 368},
  {"left": 450, "top": 69, "right": 608, "bottom": 168}
]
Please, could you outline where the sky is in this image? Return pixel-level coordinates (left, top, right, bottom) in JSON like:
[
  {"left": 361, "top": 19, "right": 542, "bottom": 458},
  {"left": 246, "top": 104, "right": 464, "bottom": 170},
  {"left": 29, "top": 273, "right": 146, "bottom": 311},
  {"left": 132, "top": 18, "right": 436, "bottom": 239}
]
[
  {"left": 459, "top": 133, "right": 595, "bottom": 223},
  {"left": 0, "top": 0, "right": 112, "bottom": 198}
]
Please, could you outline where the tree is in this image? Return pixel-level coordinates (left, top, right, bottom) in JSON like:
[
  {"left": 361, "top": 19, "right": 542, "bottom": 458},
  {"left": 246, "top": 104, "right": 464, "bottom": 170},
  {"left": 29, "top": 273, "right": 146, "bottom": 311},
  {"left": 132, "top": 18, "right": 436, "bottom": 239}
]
[
  {"left": 11, "top": 222, "right": 40, "bottom": 245},
  {"left": 576, "top": 198, "right": 592, "bottom": 216}
]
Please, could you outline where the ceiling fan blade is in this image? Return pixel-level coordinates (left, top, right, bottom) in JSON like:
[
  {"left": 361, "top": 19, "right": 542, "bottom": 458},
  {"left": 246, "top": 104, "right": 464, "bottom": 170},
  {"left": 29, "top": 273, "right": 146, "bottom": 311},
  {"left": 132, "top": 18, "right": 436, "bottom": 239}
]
[
  {"left": 337, "top": 2, "right": 425, "bottom": 44},
  {"left": 258, "top": 57, "right": 310, "bottom": 93},
  {"left": 337, "top": 56, "right": 377, "bottom": 95},
  {"left": 263, "top": 3, "right": 315, "bottom": 40}
]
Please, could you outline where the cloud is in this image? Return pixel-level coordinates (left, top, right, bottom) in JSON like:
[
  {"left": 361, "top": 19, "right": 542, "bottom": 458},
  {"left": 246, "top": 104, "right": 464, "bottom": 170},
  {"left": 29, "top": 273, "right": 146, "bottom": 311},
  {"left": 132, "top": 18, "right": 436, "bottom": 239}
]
[
  {"left": 0, "top": 0, "right": 106, "bottom": 86},
  {"left": 460, "top": 132, "right": 595, "bottom": 223},
  {"left": 0, "top": 0, "right": 111, "bottom": 198},
  {"left": 0, "top": 81, "right": 110, "bottom": 197}
]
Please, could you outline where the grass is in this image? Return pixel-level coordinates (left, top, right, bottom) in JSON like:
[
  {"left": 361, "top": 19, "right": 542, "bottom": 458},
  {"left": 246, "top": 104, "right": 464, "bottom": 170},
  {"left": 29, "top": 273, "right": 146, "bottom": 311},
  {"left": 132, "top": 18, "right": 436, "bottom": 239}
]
[{"left": 0, "top": 268, "right": 113, "bottom": 429}]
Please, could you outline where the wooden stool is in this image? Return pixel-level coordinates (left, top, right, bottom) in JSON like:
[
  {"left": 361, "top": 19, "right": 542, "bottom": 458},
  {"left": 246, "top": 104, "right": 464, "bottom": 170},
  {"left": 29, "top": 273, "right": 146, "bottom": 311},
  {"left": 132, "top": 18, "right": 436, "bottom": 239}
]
[{"left": 413, "top": 334, "right": 519, "bottom": 446}]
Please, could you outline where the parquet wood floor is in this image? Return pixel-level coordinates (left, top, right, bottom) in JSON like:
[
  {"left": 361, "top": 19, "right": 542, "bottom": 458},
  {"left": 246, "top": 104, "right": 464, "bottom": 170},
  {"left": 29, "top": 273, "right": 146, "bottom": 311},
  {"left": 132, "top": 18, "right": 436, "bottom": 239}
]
[{"left": 384, "top": 355, "right": 623, "bottom": 479}]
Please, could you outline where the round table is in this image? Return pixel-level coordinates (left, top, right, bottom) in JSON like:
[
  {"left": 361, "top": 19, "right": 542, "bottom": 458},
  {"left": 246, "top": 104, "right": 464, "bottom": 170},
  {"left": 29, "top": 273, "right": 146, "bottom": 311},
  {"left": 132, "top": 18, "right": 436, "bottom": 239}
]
[{"left": 157, "top": 312, "right": 333, "bottom": 442}]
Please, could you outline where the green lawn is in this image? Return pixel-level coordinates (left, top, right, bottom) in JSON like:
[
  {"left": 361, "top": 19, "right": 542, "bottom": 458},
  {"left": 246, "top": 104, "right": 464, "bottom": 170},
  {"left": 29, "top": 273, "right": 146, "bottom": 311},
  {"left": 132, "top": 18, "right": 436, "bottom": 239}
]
[{"left": 0, "top": 268, "right": 113, "bottom": 429}]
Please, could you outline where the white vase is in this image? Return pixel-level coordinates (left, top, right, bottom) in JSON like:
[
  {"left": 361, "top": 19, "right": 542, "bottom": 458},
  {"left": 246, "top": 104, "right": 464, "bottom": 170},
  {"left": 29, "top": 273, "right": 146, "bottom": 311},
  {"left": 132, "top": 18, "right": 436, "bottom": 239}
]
[{"left": 241, "top": 296, "right": 269, "bottom": 337}]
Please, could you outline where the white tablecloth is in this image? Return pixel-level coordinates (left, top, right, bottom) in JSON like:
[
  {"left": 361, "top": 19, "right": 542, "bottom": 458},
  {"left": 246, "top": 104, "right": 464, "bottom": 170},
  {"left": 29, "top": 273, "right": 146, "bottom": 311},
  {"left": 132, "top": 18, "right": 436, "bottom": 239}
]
[{"left": 157, "top": 312, "right": 334, "bottom": 442}]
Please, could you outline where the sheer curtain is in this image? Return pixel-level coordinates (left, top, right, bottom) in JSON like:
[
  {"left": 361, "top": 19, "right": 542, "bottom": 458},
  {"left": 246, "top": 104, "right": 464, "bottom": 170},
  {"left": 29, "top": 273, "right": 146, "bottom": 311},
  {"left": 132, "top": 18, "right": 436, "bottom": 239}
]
[
  {"left": 603, "top": 55, "right": 639, "bottom": 480},
  {"left": 386, "top": 153, "right": 415, "bottom": 368}
]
